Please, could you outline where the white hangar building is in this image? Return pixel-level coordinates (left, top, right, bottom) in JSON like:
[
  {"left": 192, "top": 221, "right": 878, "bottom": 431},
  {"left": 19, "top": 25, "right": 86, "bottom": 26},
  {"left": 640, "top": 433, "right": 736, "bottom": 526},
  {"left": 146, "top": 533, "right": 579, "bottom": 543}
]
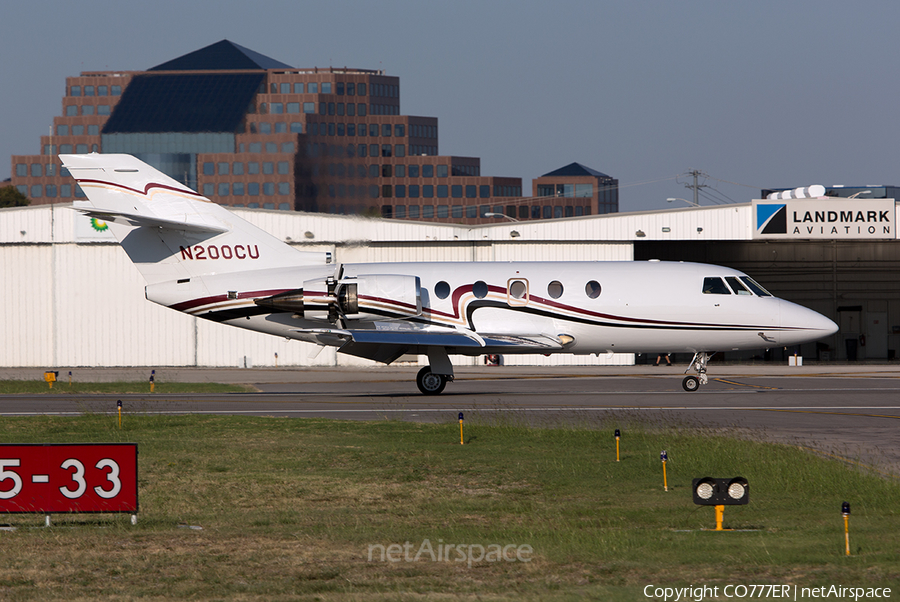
[{"left": 2, "top": 194, "right": 898, "bottom": 368}]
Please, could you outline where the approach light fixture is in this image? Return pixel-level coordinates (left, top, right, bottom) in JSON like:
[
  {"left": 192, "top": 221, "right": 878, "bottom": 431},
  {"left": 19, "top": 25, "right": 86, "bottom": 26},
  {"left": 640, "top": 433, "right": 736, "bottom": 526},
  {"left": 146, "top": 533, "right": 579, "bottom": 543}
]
[{"left": 692, "top": 477, "right": 749, "bottom": 506}]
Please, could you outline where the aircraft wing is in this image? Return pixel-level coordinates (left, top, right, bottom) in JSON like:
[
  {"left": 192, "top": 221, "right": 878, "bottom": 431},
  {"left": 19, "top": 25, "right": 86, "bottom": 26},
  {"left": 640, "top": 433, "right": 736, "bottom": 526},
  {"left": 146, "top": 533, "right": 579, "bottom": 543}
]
[{"left": 291, "top": 323, "right": 565, "bottom": 363}]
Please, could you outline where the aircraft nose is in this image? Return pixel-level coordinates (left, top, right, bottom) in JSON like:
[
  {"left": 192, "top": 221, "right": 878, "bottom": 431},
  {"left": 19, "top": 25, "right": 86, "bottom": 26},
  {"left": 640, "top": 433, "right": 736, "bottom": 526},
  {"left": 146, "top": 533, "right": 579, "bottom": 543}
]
[{"left": 777, "top": 300, "right": 838, "bottom": 345}]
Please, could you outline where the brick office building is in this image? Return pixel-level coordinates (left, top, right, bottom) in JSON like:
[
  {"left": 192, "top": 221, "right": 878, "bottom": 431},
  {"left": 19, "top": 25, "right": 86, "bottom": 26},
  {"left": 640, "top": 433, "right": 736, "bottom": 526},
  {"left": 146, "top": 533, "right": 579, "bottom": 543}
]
[{"left": 10, "top": 40, "right": 529, "bottom": 224}]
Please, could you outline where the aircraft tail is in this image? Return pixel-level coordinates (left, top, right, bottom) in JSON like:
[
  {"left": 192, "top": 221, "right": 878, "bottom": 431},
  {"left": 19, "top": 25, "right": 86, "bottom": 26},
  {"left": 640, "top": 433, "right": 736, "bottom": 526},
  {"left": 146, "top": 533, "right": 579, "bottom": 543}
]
[{"left": 60, "top": 153, "right": 329, "bottom": 285}]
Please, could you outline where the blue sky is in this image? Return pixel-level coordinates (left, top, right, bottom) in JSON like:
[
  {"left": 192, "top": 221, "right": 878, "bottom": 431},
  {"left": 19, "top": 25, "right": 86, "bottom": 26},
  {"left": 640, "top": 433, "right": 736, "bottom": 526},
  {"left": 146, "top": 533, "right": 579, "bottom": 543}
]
[{"left": 2, "top": 0, "right": 899, "bottom": 211}]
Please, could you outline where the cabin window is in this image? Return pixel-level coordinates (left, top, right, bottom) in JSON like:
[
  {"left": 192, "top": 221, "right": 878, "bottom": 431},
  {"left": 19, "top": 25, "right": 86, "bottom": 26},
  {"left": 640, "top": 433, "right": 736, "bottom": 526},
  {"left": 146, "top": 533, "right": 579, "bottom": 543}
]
[
  {"left": 547, "top": 281, "right": 564, "bottom": 299},
  {"left": 702, "top": 277, "right": 731, "bottom": 295},
  {"left": 585, "top": 281, "right": 601, "bottom": 299},
  {"left": 739, "top": 276, "right": 772, "bottom": 297},
  {"left": 508, "top": 280, "right": 527, "bottom": 299},
  {"left": 473, "top": 281, "right": 489, "bottom": 299},
  {"left": 725, "top": 276, "right": 752, "bottom": 295},
  {"left": 435, "top": 281, "right": 450, "bottom": 299}
]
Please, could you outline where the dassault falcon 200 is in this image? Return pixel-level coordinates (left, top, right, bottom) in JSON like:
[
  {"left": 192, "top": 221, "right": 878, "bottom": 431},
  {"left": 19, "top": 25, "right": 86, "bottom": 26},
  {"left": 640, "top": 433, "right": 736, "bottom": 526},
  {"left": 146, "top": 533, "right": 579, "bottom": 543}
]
[{"left": 61, "top": 154, "right": 837, "bottom": 394}]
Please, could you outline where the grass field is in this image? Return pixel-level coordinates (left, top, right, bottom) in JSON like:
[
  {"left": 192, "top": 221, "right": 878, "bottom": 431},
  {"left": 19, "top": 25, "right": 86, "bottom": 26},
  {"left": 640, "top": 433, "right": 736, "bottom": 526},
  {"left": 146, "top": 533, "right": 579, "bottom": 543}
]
[{"left": 0, "top": 413, "right": 896, "bottom": 601}]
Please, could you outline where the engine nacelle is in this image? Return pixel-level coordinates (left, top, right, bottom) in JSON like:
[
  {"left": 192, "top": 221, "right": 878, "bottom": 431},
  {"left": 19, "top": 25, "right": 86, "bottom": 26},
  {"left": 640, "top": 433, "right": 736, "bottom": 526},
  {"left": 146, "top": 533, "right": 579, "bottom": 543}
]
[{"left": 254, "top": 274, "right": 421, "bottom": 323}]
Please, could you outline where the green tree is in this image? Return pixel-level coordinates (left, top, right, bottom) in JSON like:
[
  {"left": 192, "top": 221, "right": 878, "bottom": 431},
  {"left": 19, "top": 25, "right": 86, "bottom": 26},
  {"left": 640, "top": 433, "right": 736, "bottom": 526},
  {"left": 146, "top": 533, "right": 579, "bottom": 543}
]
[{"left": 0, "top": 185, "right": 30, "bottom": 208}]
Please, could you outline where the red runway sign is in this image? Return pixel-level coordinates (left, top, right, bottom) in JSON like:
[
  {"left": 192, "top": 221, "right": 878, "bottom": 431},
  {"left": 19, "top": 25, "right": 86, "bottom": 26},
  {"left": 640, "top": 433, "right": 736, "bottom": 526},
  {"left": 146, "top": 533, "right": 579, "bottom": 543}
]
[{"left": 0, "top": 444, "right": 137, "bottom": 514}]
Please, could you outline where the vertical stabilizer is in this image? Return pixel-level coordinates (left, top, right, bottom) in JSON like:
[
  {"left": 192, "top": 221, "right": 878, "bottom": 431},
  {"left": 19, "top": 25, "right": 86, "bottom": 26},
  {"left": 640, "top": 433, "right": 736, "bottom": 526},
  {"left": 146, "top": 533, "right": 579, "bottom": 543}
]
[{"left": 60, "top": 154, "right": 329, "bottom": 285}]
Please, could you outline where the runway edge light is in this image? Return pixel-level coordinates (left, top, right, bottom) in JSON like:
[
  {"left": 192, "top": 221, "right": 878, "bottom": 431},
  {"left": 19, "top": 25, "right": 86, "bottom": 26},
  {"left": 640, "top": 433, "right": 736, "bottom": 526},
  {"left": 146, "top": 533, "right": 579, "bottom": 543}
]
[
  {"left": 842, "top": 502, "right": 850, "bottom": 556},
  {"left": 615, "top": 428, "right": 620, "bottom": 462}
]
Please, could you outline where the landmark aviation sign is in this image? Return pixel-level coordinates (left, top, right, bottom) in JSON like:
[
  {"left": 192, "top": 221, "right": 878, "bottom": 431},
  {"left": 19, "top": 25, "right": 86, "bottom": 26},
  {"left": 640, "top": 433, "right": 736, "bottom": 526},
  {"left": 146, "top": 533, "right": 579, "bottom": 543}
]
[{"left": 752, "top": 198, "right": 896, "bottom": 240}]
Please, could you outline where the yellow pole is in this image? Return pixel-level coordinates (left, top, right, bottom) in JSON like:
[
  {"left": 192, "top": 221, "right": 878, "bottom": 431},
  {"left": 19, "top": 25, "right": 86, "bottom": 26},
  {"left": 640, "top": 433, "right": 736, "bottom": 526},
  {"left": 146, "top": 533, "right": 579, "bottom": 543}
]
[
  {"left": 117, "top": 400, "right": 122, "bottom": 429},
  {"left": 844, "top": 515, "right": 850, "bottom": 555},
  {"left": 458, "top": 412, "right": 464, "bottom": 445},
  {"left": 842, "top": 501, "right": 851, "bottom": 556},
  {"left": 615, "top": 428, "right": 620, "bottom": 462},
  {"left": 715, "top": 505, "right": 725, "bottom": 531},
  {"left": 660, "top": 450, "right": 668, "bottom": 491}
]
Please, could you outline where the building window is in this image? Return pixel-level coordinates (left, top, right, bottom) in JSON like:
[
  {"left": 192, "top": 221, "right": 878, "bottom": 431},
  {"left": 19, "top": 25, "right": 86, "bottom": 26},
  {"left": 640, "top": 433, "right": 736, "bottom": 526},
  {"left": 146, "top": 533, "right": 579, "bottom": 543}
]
[
  {"left": 294, "top": 82, "right": 304, "bottom": 94},
  {"left": 98, "top": 105, "right": 110, "bottom": 115},
  {"left": 82, "top": 105, "right": 94, "bottom": 116},
  {"left": 291, "top": 122, "right": 303, "bottom": 133},
  {"left": 437, "top": 205, "right": 449, "bottom": 218},
  {"left": 218, "top": 183, "right": 230, "bottom": 196},
  {"left": 218, "top": 162, "right": 229, "bottom": 175},
  {"left": 280, "top": 83, "right": 290, "bottom": 94},
  {"left": 248, "top": 162, "right": 260, "bottom": 174},
  {"left": 263, "top": 183, "right": 275, "bottom": 196},
  {"left": 15, "top": 164, "right": 27, "bottom": 177},
  {"left": 466, "top": 185, "right": 477, "bottom": 198},
  {"left": 480, "top": 185, "right": 490, "bottom": 198},
  {"left": 437, "top": 185, "right": 448, "bottom": 198},
  {"left": 357, "top": 103, "right": 366, "bottom": 116},
  {"left": 46, "top": 185, "right": 57, "bottom": 198},
  {"left": 279, "top": 183, "right": 290, "bottom": 195},
  {"left": 59, "top": 144, "right": 72, "bottom": 154},
  {"left": 394, "top": 145, "right": 405, "bottom": 157},
  {"left": 423, "top": 185, "right": 434, "bottom": 198},
  {"left": 436, "top": 165, "right": 447, "bottom": 177},
  {"left": 84, "top": 86, "right": 95, "bottom": 96},
  {"left": 30, "top": 185, "right": 43, "bottom": 198},
  {"left": 203, "top": 162, "right": 214, "bottom": 175},
  {"left": 233, "top": 162, "right": 244, "bottom": 175},
  {"left": 303, "top": 102, "right": 315, "bottom": 113},
  {"left": 451, "top": 185, "right": 462, "bottom": 198},
  {"left": 394, "top": 205, "right": 405, "bottom": 218},
  {"left": 233, "top": 182, "right": 245, "bottom": 195},
  {"left": 203, "top": 183, "right": 214, "bottom": 196},
  {"left": 70, "top": 86, "right": 81, "bottom": 96},
  {"left": 266, "top": 142, "right": 277, "bottom": 153},
  {"left": 543, "top": 206, "right": 552, "bottom": 219},
  {"left": 61, "top": 184, "right": 71, "bottom": 197},
  {"left": 72, "top": 125, "right": 85, "bottom": 136},
  {"left": 249, "top": 182, "right": 260, "bottom": 195},
  {"left": 308, "top": 82, "right": 318, "bottom": 94},
  {"left": 263, "top": 162, "right": 274, "bottom": 175},
  {"left": 88, "top": 125, "right": 99, "bottom": 135},
  {"left": 466, "top": 206, "right": 477, "bottom": 218},
  {"left": 422, "top": 164, "right": 434, "bottom": 178},
  {"left": 66, "top": 106, "right": 77, "bottom": 116},
  {"left": 278, "top": 161, "right": 290, "bottom": 175},
  {"left": 322, "top": 82, "right": 332, "bottom": 93},
  {"left": 31, "top": 163, "right": 43, "bottom": 177},
  {"left": 279, "top": 202, "right": 290, "bottom": 210},
  {"left": 111, "top": 85, "right": 121, "bottom": 95},
  {"left": 422, "top": 205, "right": 434, "bottom": 218},
  {"left": 408, "top": 165, "right": 419, "bottom": 178},
  {"left": 395, "top": 185, "right": 406, "bottom": 198},
  {"left": 409, "top": 185, "right": 419, "bottom": 198}
]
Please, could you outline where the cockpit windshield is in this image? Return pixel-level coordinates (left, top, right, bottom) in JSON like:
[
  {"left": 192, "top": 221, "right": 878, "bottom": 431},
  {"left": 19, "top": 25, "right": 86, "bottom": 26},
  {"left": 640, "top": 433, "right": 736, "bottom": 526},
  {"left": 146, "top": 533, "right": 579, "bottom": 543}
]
[
  {"left": 703, "top": 275, "right": 772, "bottom": 297},
  {"left": 739, "top": 276, "right": 773, "bottom": 297}
]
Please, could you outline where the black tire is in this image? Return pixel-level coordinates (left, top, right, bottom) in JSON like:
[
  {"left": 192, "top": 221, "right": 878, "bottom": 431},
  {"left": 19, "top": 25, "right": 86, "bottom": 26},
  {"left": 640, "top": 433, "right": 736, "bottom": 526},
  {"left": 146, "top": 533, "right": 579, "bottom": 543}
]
[
  {"left": 416, "top": 366, "right": 447, "bottom": 395},
  {"left": 682, "top": 376, "right": 700, "bottom": 392}
]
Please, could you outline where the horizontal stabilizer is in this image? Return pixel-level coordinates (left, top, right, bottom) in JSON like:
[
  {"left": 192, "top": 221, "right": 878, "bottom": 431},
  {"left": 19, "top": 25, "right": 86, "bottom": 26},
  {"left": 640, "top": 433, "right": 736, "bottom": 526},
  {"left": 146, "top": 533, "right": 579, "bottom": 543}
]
[{"left": 73, "top": 204, "right": 229, "bottom": 234}]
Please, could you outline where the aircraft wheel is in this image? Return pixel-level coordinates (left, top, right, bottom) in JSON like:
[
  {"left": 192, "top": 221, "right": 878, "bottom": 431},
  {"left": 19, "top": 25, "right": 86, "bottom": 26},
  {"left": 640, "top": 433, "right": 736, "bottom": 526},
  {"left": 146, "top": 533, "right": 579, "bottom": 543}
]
[
  {"left": 682, "top": 376, "right": 700, "bottom": 392},
  {"left": 416, "top": 366, "right": 447, "bottom": 395}
]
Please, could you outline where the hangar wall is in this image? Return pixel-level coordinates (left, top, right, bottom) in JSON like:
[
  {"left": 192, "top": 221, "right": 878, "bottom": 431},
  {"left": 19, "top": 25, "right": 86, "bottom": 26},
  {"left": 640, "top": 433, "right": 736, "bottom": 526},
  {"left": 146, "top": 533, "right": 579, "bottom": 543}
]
[{"left": 0, "top": 204, "right": 634, "bottom": 368}]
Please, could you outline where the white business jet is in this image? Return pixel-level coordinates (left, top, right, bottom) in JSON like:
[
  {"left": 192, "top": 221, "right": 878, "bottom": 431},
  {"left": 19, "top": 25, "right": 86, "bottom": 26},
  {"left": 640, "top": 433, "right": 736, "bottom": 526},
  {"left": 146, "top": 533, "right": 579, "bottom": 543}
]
[{"left": 61, "top": 154, "right": 837, "bottom": 394}]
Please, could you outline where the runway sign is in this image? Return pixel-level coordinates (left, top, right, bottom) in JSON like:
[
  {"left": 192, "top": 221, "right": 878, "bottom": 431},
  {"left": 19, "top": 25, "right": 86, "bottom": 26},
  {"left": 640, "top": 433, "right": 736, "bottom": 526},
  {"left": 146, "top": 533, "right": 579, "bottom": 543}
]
[{"left": 0, "top": 444, "right": 137, "bottom": 514}]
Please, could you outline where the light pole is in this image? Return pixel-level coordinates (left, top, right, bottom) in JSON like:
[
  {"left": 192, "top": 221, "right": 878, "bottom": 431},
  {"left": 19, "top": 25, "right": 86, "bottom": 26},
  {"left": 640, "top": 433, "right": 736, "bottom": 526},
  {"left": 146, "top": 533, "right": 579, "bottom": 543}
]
[
  {"left": 667, "top": 197, "right": 700, "bottom": 207},
  {"left": 484, "top": 212, "right": 519, "bottom": 222}
]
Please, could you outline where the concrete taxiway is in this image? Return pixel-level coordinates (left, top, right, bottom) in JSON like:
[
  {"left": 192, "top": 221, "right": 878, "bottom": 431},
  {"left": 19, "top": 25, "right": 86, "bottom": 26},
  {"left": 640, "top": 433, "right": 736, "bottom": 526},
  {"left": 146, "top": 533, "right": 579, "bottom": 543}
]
[{"left": 1, "top": 364, "right": 899, "bottom": 475}]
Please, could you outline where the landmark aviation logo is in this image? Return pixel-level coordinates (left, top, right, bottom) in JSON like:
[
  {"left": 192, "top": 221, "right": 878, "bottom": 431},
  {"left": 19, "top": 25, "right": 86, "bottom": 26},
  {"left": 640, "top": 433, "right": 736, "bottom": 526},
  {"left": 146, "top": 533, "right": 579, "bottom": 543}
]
[{"left": 756, "top": 203, "right": 787, "bottom": 235}]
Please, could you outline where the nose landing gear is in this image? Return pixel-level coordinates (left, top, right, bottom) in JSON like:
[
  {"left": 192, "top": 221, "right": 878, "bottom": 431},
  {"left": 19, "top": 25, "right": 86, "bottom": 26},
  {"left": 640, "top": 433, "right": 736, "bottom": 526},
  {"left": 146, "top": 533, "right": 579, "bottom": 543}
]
[{"left": 682, "top": 352, "right": 715, "bottom": 392}]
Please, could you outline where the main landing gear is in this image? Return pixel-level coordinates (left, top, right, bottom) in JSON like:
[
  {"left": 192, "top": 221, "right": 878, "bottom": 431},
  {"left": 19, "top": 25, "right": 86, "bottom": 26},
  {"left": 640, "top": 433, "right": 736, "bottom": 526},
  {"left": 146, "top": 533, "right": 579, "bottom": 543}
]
[
  {"left": 416, "top": 366, "right": 453, "bottom": 395},
  {"left": 682, "top": 352, "right": 715, "bottom": 392}
]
